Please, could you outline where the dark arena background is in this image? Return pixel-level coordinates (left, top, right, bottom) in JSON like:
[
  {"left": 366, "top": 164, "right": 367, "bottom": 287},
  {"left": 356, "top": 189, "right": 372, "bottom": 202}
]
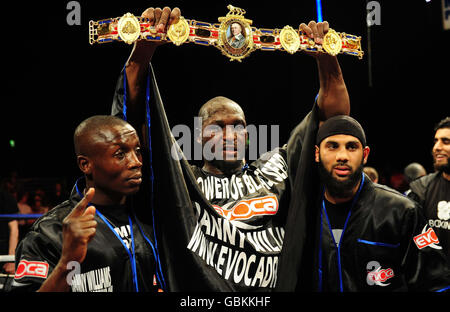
[
  {"left": 1, "top": 0, "right": 449, "bottom": 304},
  {"left": 2, "top": 0, "right": 449, "bottom": 192}
]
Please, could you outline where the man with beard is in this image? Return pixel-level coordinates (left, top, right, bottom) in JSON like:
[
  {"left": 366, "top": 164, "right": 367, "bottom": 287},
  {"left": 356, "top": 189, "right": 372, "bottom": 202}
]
[
  {"left": 313, "top": 115, "right": 450, "bottom": 291},
  {"left": 408, "top": 117, "right": 450, "bottom": 263}
]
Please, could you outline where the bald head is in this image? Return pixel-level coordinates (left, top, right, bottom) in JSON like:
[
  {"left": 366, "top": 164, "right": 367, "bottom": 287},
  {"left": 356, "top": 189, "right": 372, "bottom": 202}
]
[
  {"left": 198, "top": 96, "right": 245, "bottom": 123},
  {"left": 404, "top": 162, "right": 427, "bottom": 183},
  {"left": 74, "top": 115, "right": 133, "bottom": 157}
]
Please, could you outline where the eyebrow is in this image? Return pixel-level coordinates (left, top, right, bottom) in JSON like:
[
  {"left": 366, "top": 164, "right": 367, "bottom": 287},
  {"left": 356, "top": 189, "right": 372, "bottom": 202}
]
[
  {"left": 324, "top": 140, "right": 360, "bottom": 145},
  {"left": 205, "top": 117, "right": 246, "bottom": 126}
]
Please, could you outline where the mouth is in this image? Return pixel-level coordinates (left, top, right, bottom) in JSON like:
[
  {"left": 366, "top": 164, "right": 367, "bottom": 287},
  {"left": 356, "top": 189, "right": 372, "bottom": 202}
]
[
  {"left": 434, "top": 154, "right": 448, "bottom": 161},
  {"left": 222, "top": 145, "right": 238, "bottom": 159},
  {"left": 333, "top": 165, "right": 352, "bottom": 177},
  {"left": 126, "top": 174, "right": 142, "bottom": 185}
]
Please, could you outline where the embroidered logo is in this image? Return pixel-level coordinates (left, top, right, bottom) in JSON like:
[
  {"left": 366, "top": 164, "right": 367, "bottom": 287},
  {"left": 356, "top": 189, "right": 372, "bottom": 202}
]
[
  {"left": 437, "top": 201, "right": 450, "bottom": 221},
  {"left": 213, "top": 195, "right": 278, "bottom": 221},
  {"left": 14, "top": 260, "right": 49, "bottom": 280},
  {"left": 366, "top": 261, "right": 394, "bottom": 287},
  {"left": 413, "top": 225, "right": 442, "bottom": 250}
]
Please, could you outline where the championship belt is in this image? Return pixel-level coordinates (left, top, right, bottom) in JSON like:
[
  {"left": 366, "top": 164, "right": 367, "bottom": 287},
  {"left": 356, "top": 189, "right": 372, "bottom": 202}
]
[{"left": 89, "top": 5, "right": 364, "bottom": 62}]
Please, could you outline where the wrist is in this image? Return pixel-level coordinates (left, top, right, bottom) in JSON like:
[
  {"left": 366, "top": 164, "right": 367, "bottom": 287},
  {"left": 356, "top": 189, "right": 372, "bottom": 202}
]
[
  {"left": 127, "top": 41, "right": 157, "bottom": 65},
  {"left": 37, "top": 262, "right": 72, "bottom": 292},
  {"left": 315, "top": 53, "right": 338, "bottom": 66},
  {"left": 55, "top": 258, "right": 71, "bottom": 274}
]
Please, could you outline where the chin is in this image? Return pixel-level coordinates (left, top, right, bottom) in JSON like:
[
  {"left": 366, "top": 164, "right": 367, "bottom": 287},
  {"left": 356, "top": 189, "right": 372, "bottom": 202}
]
[
  {"left": 434, "top": 161, "right": 450, "bottom": 174},
  {"left": 333, "top": 173, "right": 351, "bottom": 180},
  {"left": 124, "top": 185, "right": 141, "bottom": 195},
  {"left": 212, "top": 159, "right": 243, "bottom": 173}
]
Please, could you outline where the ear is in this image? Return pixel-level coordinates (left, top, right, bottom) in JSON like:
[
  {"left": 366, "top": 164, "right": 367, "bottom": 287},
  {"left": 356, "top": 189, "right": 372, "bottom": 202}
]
[
  {"left": 363, "top": 146, "right": 370, "bottom": 165},
  {"left": 314, "top": 145, "right": 320, "bottom": 163},
  {"left": 245, "top": 130, "right": 249, "bottom": 148},
  {"left": 195, "top": 127, "right": 203, "bottom": 145},
  {"left": 77, "top": 155, "right": 92, "bottom": 175}
]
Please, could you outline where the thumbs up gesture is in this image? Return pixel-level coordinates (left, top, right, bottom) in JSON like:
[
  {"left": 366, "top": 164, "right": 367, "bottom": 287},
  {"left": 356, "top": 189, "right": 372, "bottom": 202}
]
[{"left": 60, "top": 188, "right": 97, "bottom": 265}]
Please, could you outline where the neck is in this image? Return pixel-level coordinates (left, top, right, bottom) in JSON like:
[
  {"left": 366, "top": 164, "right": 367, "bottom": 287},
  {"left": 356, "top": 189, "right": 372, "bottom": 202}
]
[
  {"left": 325, "top": 179, "right": 362, "bottom": 204},
  {"left": 443, "top": 172, "right": 450, "bottom": 181},
  {"left": 202, "top": 160, "right": 245, "bottom": 175},
  {"left": 85, "top": 182, "right": 126, "bottom": 206}
]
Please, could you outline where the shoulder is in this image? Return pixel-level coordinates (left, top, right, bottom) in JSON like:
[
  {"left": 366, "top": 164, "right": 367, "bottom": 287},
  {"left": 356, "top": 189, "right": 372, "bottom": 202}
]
[
  {"left": 410, "top": 172, "right": 440, "bottom": 189},
  {"left": 408, "top": 172, "right": 440, "bottom": 199},
  {"left": 363, "top": 180, "right": 419, "bottom": 213},
  {"left": 253, "top": 147, "right": 288, "bottom": 168},
  {"left": 17, "top": 202, "right": 74, "bottom": 255},
  {"left": 190, "top": 164, "right": 204, "bottom": 178},
  {"left": 17, "top": 202, "right": 73, "bottom": 259},
  {"left": 30, "top": 201, "right": 73, "bottom": 234}
]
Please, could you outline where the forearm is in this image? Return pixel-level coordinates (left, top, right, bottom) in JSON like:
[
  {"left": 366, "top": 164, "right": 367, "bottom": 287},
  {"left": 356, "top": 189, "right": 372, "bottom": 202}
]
[
  {"left": 37, "top": 260, "right": 71, "bottom": 292},
  {"left": 124, "top": 42, "right": 157, "bottom": 123},
  {"left": 8, "top": 221, "right": 18, "bottom": 255},
  {"left": 315, "top": 54, "right": 350, "bottom": 120}
]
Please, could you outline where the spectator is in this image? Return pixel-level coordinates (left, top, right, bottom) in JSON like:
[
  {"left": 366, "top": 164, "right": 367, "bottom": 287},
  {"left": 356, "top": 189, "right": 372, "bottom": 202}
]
[
  {"left": 363, "top": 166, "right": 379, "bottom": 183},
  {"left": 48, "top": 181, "right": 68, "bottom": 209},
  {"left": 404, "top": 162, "right": 427, "bottom": 184},
  {"left": 407, "top": 117, "right": 450, "bottom": 264},
  {"left": 16, "top": 190, "right": 34, "bottom": 241},
  {"left": 31, "top": 192, "right": 49, "bottom": 215},
  {"left": 0, "top": 187, "right": 19, "bottom": 274},
  {"left": 389, "top": 172, "right": 409, "bottom": 194}
]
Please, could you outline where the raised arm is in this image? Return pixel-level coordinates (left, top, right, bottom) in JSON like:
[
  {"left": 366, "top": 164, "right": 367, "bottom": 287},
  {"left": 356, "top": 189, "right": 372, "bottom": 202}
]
[
  {"left": 300, "top": 21, "right": 350, "bottom": 120},
  {"left": 123, "top": 7, "right": 181, "bottom": 126}
]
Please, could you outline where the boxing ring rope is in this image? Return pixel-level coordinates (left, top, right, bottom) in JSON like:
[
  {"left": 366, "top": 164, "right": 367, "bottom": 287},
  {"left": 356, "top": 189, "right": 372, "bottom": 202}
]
[
  {"left": 0, "top": 214, "right": 43, "bottom": 219},
  {"left": 0, "top": 214, "right": 43, "bottom": 290}
]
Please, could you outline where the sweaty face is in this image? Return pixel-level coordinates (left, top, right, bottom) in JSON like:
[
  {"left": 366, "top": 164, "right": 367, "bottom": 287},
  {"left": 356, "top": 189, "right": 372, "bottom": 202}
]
[
  {"left": 433, "top": 128, "right": 450, "bottom": 173},
  {"left": 201, "top": 106, "right": 247, "bottom": 173},
  {"left": 315, "top": 134, "right": 369, "bottom": 199},
  {"left": 89, "top": 124, "right": 143, "bottom": 198}
]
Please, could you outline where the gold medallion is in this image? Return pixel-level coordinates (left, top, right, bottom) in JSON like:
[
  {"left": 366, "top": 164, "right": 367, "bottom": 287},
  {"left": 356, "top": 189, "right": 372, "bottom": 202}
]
[
  {"left": 167, "top": 17, "right": 190, "bottom": 46},
  {"left": 117, "top": 13, "right": 140, "bottom": 44},
  {"left": 322, "top": 29, "right": 342, "bottom": 56},
  {"left": 217, "top": 5, "right": 255, "bottom": 62},
  {"left": 280, "top": 26, "right": 300, "bottom": 54}
]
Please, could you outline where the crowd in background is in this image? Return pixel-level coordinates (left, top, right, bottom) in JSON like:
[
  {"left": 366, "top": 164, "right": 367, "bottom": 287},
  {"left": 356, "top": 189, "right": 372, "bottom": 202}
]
[
  {"left": 0, "top": 162, "right": 429, "bottom": 270},
  {"left": 0, "top": 172, "right": 69, "bottom": 263}
]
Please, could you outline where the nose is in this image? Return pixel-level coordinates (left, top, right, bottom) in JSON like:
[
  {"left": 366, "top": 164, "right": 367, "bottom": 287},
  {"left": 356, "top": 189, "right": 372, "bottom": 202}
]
[
  {"left": 335, "top": 146, "right": 349, "bottom": 163},
  {"left": 433, "top": 139, "right": 443, "bottom": 152},
  {"left": 128, "top": 151, "right": 143, "bottom": 170},
  {"left": 223, "top": 125, "right": 237, "bottom": 143}
]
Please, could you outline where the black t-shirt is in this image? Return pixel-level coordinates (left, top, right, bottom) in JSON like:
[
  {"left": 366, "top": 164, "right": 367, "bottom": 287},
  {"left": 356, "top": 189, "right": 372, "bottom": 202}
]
[
  {"left": 0, "top": 190, "right": 19, "bottom": 255},
  {"left": 95, "top": 204, "right": 132, "bottom": 251},
  {"left": 187, "top": 147, "right": 290, "bottom": 290},
  {"left": 323, "top": 199, "right": 352, "bottom": 247},
  {"left": 422, "top": 174, "right": 450, "bottom": 262},
  {"left": 12, "top": 197, "right": 160, "bottom": 292}
]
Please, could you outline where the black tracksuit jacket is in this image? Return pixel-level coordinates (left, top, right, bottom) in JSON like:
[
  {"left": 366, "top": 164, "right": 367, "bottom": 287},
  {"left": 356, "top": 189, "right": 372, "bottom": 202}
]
[{"left": 315, "top": 176, "right": 450, "bottom": 292}]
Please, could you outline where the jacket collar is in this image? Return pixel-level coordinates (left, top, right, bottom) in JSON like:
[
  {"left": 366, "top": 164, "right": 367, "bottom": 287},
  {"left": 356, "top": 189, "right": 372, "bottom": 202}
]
[{"left": 69, "top": 177, "right": 85, "bottom": 208}]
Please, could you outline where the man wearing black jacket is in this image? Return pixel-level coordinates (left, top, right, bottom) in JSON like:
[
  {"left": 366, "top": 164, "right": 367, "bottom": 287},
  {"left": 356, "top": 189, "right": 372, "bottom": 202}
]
[
  {"left": 408, "top": 117, "right": 450, "bottom": 264},
  {"left": 12, "top": 116, "right": 163, "bottom": 292},
  {"left": 311, "top": 115, "right": 450, "bottom": 291}
]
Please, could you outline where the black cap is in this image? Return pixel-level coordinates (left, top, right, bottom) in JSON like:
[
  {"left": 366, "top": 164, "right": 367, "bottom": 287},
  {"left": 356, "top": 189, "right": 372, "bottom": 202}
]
[{"left": 316, "top": 115, "right": 367, "bottom": 146}]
